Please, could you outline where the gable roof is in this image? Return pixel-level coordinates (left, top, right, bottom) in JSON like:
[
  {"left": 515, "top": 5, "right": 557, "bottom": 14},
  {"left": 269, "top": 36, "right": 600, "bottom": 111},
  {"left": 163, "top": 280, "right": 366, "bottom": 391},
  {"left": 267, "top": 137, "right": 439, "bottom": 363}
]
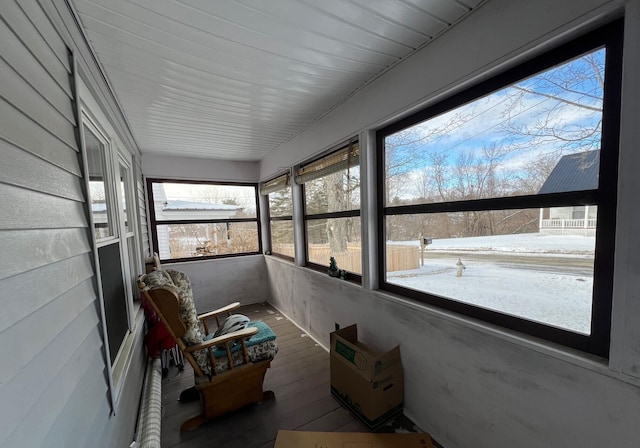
[{"left": 538, "top": 150, "right": 600, "bottom": 194}]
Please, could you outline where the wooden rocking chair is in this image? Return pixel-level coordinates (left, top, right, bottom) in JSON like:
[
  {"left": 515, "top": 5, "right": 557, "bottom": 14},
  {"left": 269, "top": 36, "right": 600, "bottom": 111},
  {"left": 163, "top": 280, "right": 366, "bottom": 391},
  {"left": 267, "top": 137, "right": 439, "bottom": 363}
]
[{"left": 137, "top": 269, "right": 276, "bottom": 431}]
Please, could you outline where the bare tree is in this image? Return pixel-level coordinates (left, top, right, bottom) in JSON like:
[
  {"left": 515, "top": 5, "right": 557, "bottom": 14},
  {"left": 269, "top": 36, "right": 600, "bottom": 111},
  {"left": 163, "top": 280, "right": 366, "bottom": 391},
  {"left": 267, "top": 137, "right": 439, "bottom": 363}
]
[
  {"left": 500, "top": 52, "right": 604, "bottom": 161},
  {"left": 385, "top": 112, "right": 470, "bottom": 204},
  {"left": 326, "top": 171, "right": 348, "bottom": 253}
]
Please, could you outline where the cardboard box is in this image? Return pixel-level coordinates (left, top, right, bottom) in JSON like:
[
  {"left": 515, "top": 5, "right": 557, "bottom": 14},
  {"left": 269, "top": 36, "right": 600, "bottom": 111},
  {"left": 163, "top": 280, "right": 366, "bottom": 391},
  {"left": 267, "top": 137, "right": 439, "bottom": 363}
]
[
  {"left": 330, "top": 324, "right": 403, "bottom": 430},
  {"left": 274, "top": 430, "right": 434, "bottom": 448}
]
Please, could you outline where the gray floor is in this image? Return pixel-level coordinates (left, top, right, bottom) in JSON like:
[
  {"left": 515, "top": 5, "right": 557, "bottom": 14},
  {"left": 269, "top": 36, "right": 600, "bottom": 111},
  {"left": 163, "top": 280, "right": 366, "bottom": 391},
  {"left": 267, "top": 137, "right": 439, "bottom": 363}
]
[{"left": 160, "top": 302, "right": 375, "bottom": 448}]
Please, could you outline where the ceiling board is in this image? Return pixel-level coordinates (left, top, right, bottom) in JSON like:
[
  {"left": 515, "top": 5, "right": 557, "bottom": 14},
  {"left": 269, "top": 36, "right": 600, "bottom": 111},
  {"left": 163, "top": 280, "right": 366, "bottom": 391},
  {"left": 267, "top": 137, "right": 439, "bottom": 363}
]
[{"left": 71, "top": 0, "right": 485, "bottom": 161}]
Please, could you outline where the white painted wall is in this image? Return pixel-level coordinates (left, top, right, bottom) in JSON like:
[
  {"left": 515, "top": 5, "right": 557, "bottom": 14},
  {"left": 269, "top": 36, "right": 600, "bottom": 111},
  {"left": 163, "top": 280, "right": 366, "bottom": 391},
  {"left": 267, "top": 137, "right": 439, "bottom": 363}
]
[
  {"left": 259, "top": 0, "right": 640, "bottom": 447},
  {"left": 265, "top": 257, "right": 640, "bottom": 447},
  {"left": 142, "top": 153, "right": 259, "bottom": 182},
  {"left": 168, "top": 255, "right": 270, "bottom": 312}
]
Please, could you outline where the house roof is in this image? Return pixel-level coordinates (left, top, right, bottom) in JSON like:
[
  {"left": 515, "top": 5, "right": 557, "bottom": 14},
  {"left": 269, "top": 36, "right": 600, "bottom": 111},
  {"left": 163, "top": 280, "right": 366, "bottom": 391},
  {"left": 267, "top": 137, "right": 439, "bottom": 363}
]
[
  {"left": 538, "top": 150, "right": 600, "bottom": 194},
  {"left": 163, "top": 200, "right": 241, "bottom": 211}
]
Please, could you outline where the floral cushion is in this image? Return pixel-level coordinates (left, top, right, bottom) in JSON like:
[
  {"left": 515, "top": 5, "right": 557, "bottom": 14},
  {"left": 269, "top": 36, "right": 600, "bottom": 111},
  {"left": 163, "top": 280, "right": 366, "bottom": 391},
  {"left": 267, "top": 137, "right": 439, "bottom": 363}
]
[{"left": 142, "top": 269, "right": 277, "bottom": 377}]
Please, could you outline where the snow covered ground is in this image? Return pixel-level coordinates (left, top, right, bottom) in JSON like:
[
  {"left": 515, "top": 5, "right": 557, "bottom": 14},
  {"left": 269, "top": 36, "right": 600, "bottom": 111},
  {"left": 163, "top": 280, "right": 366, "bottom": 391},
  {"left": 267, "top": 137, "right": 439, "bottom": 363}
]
[{"left": 387, "top": 233, "right": 595, "bottom": 334}]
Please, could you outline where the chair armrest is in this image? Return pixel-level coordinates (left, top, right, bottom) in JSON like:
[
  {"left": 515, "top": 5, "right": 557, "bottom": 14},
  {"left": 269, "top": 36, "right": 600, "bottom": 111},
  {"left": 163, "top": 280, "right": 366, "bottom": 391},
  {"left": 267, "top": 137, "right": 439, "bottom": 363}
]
[
  {"left": 197, "top": 302, "right": 241, "bottom": 321},
  {"left": 183, "top": 326, "right": 258, "bottom": 353}
]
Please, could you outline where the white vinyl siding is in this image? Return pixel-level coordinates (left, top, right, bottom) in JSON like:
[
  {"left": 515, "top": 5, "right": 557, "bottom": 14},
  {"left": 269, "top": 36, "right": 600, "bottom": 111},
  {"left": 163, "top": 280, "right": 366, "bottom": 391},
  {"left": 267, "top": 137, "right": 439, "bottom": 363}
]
[{"left": 0, "top": 1, "right": 145, "bottom": 447}]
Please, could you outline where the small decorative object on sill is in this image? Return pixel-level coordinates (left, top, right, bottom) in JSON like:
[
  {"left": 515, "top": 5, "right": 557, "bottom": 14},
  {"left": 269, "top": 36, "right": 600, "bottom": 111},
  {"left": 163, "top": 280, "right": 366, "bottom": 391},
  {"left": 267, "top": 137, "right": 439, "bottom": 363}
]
[
  {"left": 339, "top": 269, "right": 348, "bottom": 280},
  {"left": 328, "top": 257, "right": 341, "bottom": 278}
]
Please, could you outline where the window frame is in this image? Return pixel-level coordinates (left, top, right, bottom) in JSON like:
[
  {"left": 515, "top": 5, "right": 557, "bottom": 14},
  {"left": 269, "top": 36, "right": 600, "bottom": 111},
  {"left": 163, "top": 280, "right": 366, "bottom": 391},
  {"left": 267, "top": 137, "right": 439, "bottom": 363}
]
[
  {"left": 297, "top": 139, "right": 363, "bottom": 282},
  {"left": 262, "top": 172, "right": 295, "bottom": 261},
  {"left": 77, "top": 79, "right": 143, "bottom": 411},
  {"left": 147, "top": 178, "right": 263, "bottom": 263},
  {"left": 375, "top": 20, "right": 623, "bottom": 357},
  {"left": 116, "top": 152, "right": 142, "bottom": 316}
]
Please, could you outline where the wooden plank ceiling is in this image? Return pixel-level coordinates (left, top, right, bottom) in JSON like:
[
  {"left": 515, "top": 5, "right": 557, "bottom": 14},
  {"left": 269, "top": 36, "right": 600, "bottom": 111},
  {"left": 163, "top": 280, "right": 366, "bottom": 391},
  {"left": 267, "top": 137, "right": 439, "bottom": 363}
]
[{"left": 71, "top": 0, "right": 484, "bottom": 161}]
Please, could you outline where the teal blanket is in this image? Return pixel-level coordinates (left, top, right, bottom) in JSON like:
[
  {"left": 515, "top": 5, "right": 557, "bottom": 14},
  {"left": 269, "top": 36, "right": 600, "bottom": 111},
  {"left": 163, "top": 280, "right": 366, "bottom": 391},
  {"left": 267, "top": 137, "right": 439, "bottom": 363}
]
[{"left": 205, "top": 321, "right": 276, "bottom": 358}]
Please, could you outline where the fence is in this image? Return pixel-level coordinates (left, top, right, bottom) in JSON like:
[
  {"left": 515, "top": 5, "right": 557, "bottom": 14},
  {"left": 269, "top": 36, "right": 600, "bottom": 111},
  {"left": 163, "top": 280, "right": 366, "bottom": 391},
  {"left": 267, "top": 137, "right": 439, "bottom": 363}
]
[{"left": 272, "top": 243, "right": 419, "bottom": 273}]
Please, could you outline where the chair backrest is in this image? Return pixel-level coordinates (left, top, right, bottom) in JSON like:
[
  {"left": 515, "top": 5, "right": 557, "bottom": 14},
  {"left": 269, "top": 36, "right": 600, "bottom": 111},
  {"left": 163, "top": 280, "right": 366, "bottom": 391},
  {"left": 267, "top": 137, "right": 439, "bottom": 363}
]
[
  {"left": 138, "top": 269, "right": 211, "bottom": 377},
  {"left": 145, "top": 287, "right": 188, "bottom": 339}
]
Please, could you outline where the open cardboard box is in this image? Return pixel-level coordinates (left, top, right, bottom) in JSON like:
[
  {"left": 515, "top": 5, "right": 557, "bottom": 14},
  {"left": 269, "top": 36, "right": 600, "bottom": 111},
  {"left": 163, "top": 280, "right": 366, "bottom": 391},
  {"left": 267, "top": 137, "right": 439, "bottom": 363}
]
[
  {"left": 274, "top": 430, "right": 434, "bottom": 448},
  {"left": 330, "top": 324, "right": 403, "bottom": 430}
]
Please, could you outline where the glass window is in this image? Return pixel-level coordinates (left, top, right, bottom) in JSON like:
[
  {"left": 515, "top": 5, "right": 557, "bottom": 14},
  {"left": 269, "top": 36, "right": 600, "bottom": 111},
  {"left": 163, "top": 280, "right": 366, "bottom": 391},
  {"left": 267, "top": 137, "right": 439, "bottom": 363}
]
[
  {"left": 148, "top": 179, "right": 261, "bottom": 261},
  {"left": 384, "top": 50, "right": 605, "bottom": 207},
  {"left": 385, "top": 210, "right": 595, "bottom": 334},
  {"left": 98, "top": 243, "right": 128, "bottom": 363},
  {"left": 297, "top": 140, "right": 362, "bottom": 277},
  {"left": 119, "top": 162, "right": 132, "bottom": 232},
  {"left": 79, "top": 84, "right": 142, "bottom": 409},
  {"left": 262, "top": 173, "right": 294, "bottom": 259},
  {"left": 83, "top": 125, "right": 113, "bottom": 240},
  {"left": 377, "top": 22, "right": 622, "bottom": 356}
]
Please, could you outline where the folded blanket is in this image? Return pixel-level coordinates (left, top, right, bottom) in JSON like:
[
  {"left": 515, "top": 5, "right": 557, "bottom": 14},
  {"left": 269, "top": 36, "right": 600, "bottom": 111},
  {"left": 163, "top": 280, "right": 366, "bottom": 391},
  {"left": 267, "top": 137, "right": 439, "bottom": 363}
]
[{"left": 206, "top": 321, "right": 276, "bottom": 357}]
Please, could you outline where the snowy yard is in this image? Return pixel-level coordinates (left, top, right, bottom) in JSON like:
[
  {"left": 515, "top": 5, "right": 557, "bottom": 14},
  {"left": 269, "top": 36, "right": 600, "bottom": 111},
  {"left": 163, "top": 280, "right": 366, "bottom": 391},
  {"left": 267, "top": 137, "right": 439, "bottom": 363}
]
[{"left": 387, "top": 233, "right": 595, "bottom": 334}]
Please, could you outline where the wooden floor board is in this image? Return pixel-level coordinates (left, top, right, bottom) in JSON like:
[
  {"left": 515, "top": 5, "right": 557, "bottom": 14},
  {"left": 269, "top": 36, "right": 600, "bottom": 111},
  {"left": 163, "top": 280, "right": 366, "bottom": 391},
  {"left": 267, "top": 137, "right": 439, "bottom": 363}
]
[{"left": 159, "top": 302, "right": 415, "bottom": 448}]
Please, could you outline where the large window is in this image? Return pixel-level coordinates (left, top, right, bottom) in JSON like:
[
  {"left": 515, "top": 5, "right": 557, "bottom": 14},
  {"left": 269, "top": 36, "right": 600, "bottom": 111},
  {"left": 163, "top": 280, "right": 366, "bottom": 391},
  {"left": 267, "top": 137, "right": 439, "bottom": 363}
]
[
  {"left": 147, "top": 179, "right": 262, "bottom": 261},
  {"left": 376, "top": 22, "right": 622, "bottom": 356},
  {"left": 261, "top": 173, "right": 294, "bottom": 259},
  {"left": 297, "top": 140, "right": 362, "bottom": 278},
  {"left": 80, "top": 101, "right": 141, "bottom": 405}
]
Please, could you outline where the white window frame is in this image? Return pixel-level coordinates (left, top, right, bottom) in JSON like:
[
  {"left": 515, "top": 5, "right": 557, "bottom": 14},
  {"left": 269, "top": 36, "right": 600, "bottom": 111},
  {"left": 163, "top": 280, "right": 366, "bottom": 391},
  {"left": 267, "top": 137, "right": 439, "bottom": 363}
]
[{"left": 77, "top": 74, "right": 143, "bottom": 411}]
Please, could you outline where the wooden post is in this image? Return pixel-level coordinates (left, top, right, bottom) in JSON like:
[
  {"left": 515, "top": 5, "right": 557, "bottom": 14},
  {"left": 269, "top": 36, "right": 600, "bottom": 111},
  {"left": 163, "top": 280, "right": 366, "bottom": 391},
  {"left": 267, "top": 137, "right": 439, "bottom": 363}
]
[{"left": 419, "top": 234, "right": 425, "bottom": 267}]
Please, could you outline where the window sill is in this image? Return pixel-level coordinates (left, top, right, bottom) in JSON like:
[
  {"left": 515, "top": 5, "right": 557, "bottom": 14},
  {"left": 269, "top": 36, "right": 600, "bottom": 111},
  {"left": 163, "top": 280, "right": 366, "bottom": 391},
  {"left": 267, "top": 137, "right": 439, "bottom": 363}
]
[{"left": 265, "top": 254, "right": 364, "bottom": 290}]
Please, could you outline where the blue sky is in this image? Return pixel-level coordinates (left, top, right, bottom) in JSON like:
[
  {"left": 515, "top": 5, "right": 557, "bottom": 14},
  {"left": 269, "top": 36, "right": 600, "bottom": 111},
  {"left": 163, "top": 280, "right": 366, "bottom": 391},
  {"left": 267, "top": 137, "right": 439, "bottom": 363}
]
[{"left": 385, "top": 48, "right": 606, "bottom": 199}]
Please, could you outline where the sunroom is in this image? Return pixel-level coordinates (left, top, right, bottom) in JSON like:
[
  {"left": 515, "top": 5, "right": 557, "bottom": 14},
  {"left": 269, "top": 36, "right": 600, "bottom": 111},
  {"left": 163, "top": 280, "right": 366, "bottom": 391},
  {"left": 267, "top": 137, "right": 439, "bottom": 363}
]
[{"left": 2, "top": 1, "right": 640, "bottom": 447}]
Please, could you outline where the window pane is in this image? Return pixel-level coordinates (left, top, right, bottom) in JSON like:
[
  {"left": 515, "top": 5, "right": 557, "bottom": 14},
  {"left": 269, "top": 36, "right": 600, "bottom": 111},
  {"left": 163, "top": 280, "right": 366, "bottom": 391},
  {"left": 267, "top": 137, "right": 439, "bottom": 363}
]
[
  {"left": 157, "top": 222, "right": 259, "bottom": 259},
  {"left": 119, "top": 163, "right": 132, "bottom": 231},
  {"left": 384, "top": 48, "right": 605, "bottom": 207},
  {"left": 127, "top": 235, "right": 139, "bottom": 302},
  {"left": 268, "top": 186, "right": 292, "bottom": 217},
  {"left": 306, "top": 217, "right": 362, "bottom": 274},
  {"left": 385, "top": 209, "right": 595, "bottom": 334},
  {"left": 304, "top": 166, "right": 360, "bottom": 214},
  {"left": 84, "top": 126, "right": 112, "bottom": 239},
  {"left": 271, "top": 220, "right": 294, "bottom": 257},
  {"left": 98, "top": 243, "right": 128, "bottom": 363},
  {"left": 152, "top": 182, "right": 257, "bottom": 220}
]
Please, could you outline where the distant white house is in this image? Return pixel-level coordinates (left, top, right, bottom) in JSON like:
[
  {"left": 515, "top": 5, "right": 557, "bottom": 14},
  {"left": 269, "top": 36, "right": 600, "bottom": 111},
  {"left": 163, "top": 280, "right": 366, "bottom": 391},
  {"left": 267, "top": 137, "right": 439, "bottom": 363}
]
[
  {"left": 538, "top": 150, "right": 599, "bottom": 236},
  {"left": 152, "top": 183, "right": 242, "bottom": 258}
]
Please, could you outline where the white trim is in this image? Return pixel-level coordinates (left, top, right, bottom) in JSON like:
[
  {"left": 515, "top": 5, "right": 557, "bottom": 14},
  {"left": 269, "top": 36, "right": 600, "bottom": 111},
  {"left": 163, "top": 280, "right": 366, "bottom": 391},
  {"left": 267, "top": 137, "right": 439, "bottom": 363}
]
[
  {"left": 360, "top": 130, "right": 378, "bottom": 290},
  {"left": 74, "top": 61, "right": 117, "bottom": 413},
  {"left": 76, "top": 70, "right": 144, "bottom": 411}
]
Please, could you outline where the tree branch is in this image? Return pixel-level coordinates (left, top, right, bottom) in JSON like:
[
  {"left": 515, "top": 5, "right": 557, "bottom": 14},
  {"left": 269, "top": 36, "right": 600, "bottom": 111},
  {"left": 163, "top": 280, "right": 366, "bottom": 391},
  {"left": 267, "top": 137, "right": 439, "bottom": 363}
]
[{"left": 511, "top": 86, "right": 602, "bottom": 112}]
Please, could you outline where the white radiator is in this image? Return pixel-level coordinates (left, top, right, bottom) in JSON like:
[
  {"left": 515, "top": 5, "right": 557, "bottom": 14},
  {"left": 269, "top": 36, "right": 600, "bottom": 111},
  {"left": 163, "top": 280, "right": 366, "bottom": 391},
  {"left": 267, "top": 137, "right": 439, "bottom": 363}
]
[{"left": 134, "top": 358, "right": 163, "bottom": 448}]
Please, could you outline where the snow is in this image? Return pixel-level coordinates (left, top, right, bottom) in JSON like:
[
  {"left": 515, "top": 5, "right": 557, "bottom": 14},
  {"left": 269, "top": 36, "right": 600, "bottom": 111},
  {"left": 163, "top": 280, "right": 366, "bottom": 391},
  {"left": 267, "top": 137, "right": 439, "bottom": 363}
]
[
  {"left": 387, "top": 233, "right": 595, "bottom": 334},
  {"left": 389, "top": 232, "right": 594, "bottom": 255}
]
